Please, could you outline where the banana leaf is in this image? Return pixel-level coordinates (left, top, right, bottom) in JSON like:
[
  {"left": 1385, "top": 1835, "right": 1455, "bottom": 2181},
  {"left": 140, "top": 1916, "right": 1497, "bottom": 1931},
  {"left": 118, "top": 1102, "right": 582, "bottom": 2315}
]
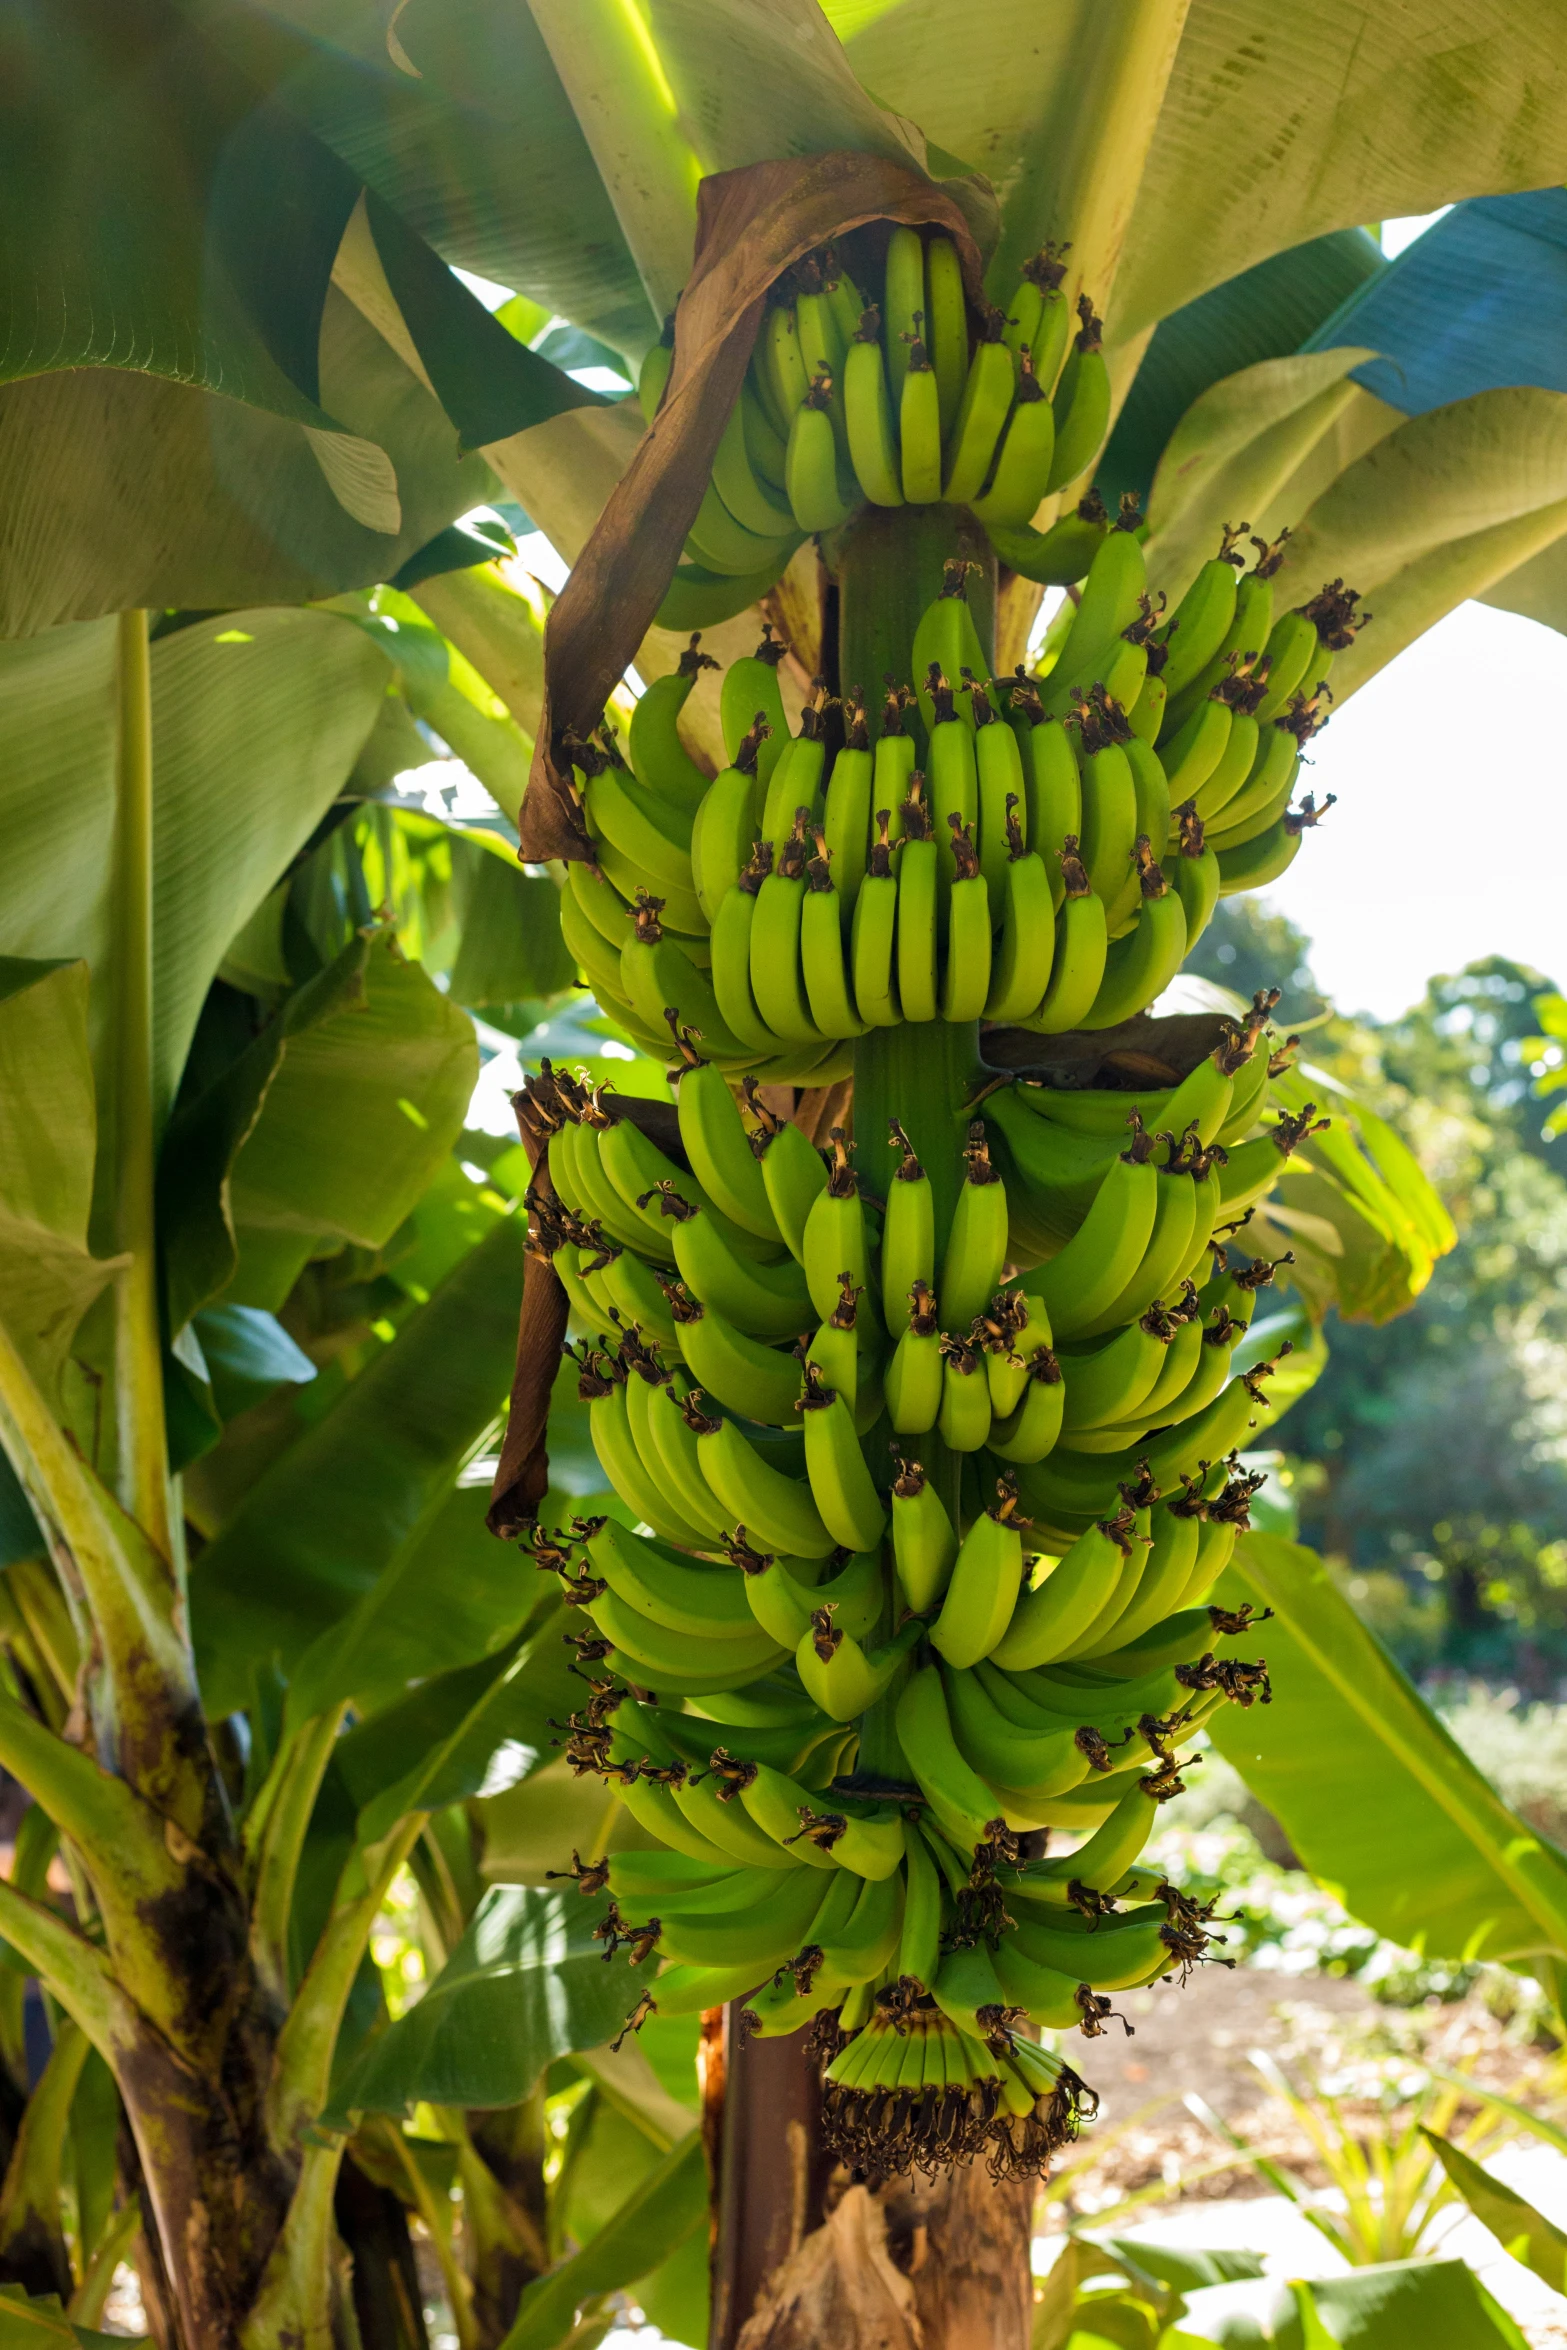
[
  {"left": 1422, "top": 2130, "right": 1567, "bottom": 2294},
  {"left": 159, "top": 930, "right": 476, "bottom": 1327},
  {"left": 191, "top": 1210, "right": 524, "bottom": 1712},
  {"left": 333, "top": 1885, "right": 649, "bottom": 2119},
  {"left": 1101, "top": 231, "right": 1385, "bottom": 515},
  {"left": 281, "top": 1484, "right": 561, "bottom": 1732},
  {"left": 499, "top": 2131, "right": 706, "bottom": 2350},
  {"left": 0, "top": 2288, "right": 143, "bottom": 2348},
  {"left": 1210, "top": 1532, "right": 1567, "bottom": 1966},
  {"left": 1272, "top": 2262, "right": 1529, "bottom": 2350},
  {"left": 0, "top": 610, "right": 391, "bottom": 1134},
  {"left": 0, "top": 964, "right": 122, "bottom": 1391}
]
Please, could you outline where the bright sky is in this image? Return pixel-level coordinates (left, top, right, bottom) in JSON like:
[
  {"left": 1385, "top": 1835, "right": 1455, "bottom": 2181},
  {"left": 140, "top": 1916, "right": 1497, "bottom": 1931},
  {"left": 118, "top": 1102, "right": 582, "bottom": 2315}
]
[{"left": 1260, "top": 598, "right": 1567, "bottom": 1019}]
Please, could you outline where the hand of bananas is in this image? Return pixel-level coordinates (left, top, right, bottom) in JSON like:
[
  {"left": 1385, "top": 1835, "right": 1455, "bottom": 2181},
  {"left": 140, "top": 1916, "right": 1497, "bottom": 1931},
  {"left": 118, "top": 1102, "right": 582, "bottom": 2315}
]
[
  {"left": 643, "top": 231, "right": 1116, "bottom": 627},
  {"left": 516, "top": 1017, "right": 1309, "bottom": 2181},
  {"left": 555, "top": 543, "right": 1360, "bottom": 1076}
]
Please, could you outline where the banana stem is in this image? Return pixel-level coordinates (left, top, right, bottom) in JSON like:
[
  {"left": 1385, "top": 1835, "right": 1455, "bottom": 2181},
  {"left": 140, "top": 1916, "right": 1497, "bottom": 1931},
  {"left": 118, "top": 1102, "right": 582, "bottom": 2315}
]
[
  {"left": 111, "top": 610, "right": 172, "bottom": 1563},
  {"left": 833, "top": 502, "right": 995, "bottom": 760}
]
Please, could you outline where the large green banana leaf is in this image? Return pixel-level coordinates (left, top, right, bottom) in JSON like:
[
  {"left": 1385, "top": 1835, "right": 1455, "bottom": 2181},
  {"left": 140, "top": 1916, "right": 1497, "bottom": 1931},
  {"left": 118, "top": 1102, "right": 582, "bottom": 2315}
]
[
  {"left": 191, "top": 1210, "right": 524, "bottom": 1711},
  {"left": 829, "top": 2, "right": 1567, "bottom": 336},
  {"left": 1423, "top": 2131, "right": 1567, "bottom": 2295},
  {"left": 336, "top": 1885, "right": 648, "bottom": 2117},
  {"left": 1210, "top": 1533, "right": 1567, "bottom": 1966},
  {"left": 159, "top": 930, "right": 476, "bottom": 1329},
  {"left": 0, "top": 610, "right": 390, "bottom": 1134},
  {"left": 0, "top": 965, "right": 122, "bottom": 1393}
]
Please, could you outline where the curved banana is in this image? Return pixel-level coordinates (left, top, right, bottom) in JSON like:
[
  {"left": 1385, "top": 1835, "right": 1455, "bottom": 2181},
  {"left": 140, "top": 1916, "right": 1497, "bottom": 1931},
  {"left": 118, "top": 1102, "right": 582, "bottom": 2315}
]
[
  {"left": 629, "top": 636, "right": 720, "bottom": 811},
  {"left": 885, "top": 1283, "right": 944, "bottom": 1433},
  {"left": 800, "top": 1362, "right": 887, "bottom": 1552},
  {"left": 1045, "top": 295, "right": 1110, "bottom": 491},
  {"left": 940, "top": 818, "right": 992, "bottom": 1021},
  {"left": 943, "top": 307, "right": 1013, "bottom": 505},
  {"left": 890, "top": 1455, "right": 959, "bottom": 1611},
  {"left": 930, "top": 1473, "right": 1029, "bottom": 1668},
  {"left": 844, "top": 306, "right": 903, "bottom": 507},
  {"left": 938, "top": 1123, "right": 1010, "bottom": 1333},
  {"left": 850, "top": 811, "right": 901, "bottom": 1028}
]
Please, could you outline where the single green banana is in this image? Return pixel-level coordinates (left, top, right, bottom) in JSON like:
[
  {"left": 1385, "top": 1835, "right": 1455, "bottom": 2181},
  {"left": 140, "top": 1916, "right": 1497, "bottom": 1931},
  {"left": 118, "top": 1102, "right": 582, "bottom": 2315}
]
[
  {"left": 930, "top": 1473, "right": 1029, "bottom": 1668},
  {"left": 749, "top": 812, "right": 822, "bottom": 1046},
  {"left": 730, "top": 1533, "right": 881, "bottom": 1649},
  {"left": 1159, "top": 694, "right": 1232, "bottom": 807},
  {"left": 818, "top": 1865, "right": 907, "bottom": 1984},
  {"left": 656, "top": 558, "right": 789, "bottom": 635},
  {"left": 925, "top": 234, "right": 969, "bottom": 437},
  {"left": 1008, "top": 680, "right": 1082, "bottom": 894},
  {"left": 896, "top": 1666, "right": 1012, "bottom": 1853},
  {"left": 799, "top": 1362, "right": 887, "bottom": 1552},
  {"left": 890, "top": 1454, "right": 959, "bottom": 1611},
  {"left": 883, "top": 225, "right": 925, "bottom": 406},
  {"left": 896, "top": 1822, "right": 944, "bottom": 1988},
  {"left": 844, "top": 306, "right": 903, "bottom": 507},
  {"left": 1171, "top": 814, "right": 1222, "bottom": 958},
  {"left": 742, "top": 1085, "right": 829, "bottom": 1261},
  {"left": 938, "top": 1334, "right": 991, "bottom": 1452},
  {"left": 881, "top": 1119, "right": 936, "bottom": 1327},
  {"left": 697, "top": 1413, "right": 833, "bottom": 1558},
  {"left": 1075, "top": 717, "right": 1138, "bottom": 911},
  {"left": 925, "top": 678, "right": 979, "bottom": 902},
  {"left": 1018, "top": 851, "right": 1109, "bottom": 1035},
  {"left": 692, "top": 719, "right": 769, "bottom": 922},
  {"left": 1024, "top": 1133, "right": 1159, "bottom": 1337},
  {"left": 653, "top": 1191, "right": 812, "bottom": 1340},
  {"left": 652, "top": 1865, "right": 829, "bottom": 1969},
  {"left": 708, "top": 863, "right": 782, "bottom": 1056},
  {"left": 969, "top": 346, "right": 1055, "bottom": 528},
  {"left": 821, "top": 691, "right": 874, "bottom": 912},
  {"left": 1154, "top": 532, "right": 1244, "bottom": 696},
  {"left": 760, "top": 686, "right": 830, "bottom": 854},
  {"left": 786, "top": 373, "right": 854, "bottom": 532},
  {"left": 1081, "top": 849, "right": 1188, "bottom": 1029},
  {"left": 674, "top": 1050, "right": 780, "bottom": 1243},
  {"left": 894, "top": 786, "right": 939, "bottom": 1023},
  {"left": 629, "top": 635, "right": 720, "bottom": 810},
  {"left": 970, "top": 679, "right": 1026, "bottom": 913},
  {"left": 912, "top": 560, "right": 988, "bottom": 736},
  {"left": 850, "top": 810, "right": 901, "bottom": 1028},
  {"left": 1046, "top": 294, "right": 1111, "bottom": 490},
  {"left": 938, "top": 1122, "right": 1010, "bottom": 1332},
  {"left": 798, "top": 1614, "right": 922, "bottom": 1722},
  {"left": 988, "top": 1343, "right": 1066, "bottom": 1462},
  {"left": 943, "top": 307, "right": 1013, "bottom": 504},
  {"left": 800, "top": 1128, "right": 877, "bottom": 1326},
  {"left": 990, "top": 1511, "right": 1143, "bottom": 1670},
  {"left": 719, "top": 621, "right": 789, "bottom": 783},
  {"left": 761, "top": 302, "right": 810, "bottom": 425},
  {"left": 801, "top": 840, "right": 867, "bottom": 1039},
  {"left": 987, "top": 488, "right": 1109, "bottom": 586},
  {"left": 940, "top": 817, "right": 992, "bottom": 1020},
  {"left": 885, "top": 1283, "right": 944, "bottom": 1433},
  {"left": 985, "top": 803, "right": 1057, "bottom": 1022},
  {"left": 1050, "top": 516, "right": 1148, "bottom": 682},
  {"left": 900, "top": 328, "right": 943, "bottom": 502}
]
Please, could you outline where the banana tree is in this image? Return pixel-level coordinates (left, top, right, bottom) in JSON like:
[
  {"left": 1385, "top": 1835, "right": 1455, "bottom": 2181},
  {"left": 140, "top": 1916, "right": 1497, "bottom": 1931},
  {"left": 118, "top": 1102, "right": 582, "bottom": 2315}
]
[{"left": 9, "top": 2, "right": 1567, "bottom": 2345}]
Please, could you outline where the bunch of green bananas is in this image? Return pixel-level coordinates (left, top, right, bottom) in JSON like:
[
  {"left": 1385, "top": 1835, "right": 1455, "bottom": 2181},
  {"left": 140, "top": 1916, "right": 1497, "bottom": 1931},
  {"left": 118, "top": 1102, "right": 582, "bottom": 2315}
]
[
  {"left": 642, "top": 233, "right": 1118, "bottom": 629},
  {"left": 520, "top": 1021, "right": 1298, "bottom": 2179},
  {"left": 556, "top": 543, "right": 1358, "bottom": 1073}
]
